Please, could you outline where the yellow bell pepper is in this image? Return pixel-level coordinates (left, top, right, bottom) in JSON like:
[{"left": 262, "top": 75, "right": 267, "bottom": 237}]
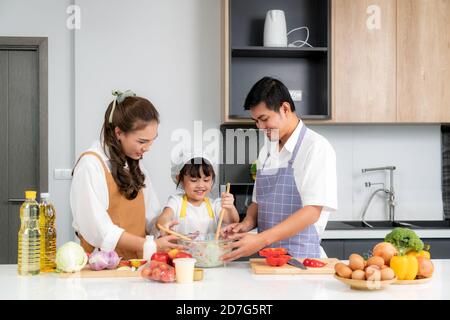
[
  {"left": 407, "top": 250, "right": 431, "bottom": 260},
  {"left": 390, "top": 255, "right": 419, "bottom": 280}
]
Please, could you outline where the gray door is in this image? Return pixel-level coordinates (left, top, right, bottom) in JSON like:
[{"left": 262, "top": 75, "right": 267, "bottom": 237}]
[{"left": 0, "top": 49, "right": 40, "bottom": 264}]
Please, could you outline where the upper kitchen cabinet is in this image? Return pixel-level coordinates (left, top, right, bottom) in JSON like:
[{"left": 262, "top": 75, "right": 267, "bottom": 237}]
[
  {"left": 332, "top": 0, "right": 397, "bottom": 123},
  {"left": 397, "top": 0, "right": 450, "bottom": 123},
  {"left": 222, "top": 0, "right": 331, "bottom": 123}
]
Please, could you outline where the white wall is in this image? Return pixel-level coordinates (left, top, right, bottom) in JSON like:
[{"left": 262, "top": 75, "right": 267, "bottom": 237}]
[
  {"left": 0, "top": 0, "right": 75, "bottom": 246},
  {"left": 310, "top": 125, "right": 444, "bottom": 221},
  {"left": 1, "top": 0, "right": 444, "bottom": 248},
  {"left": 74, "top": 0, "right": 222, "bottom": 205}
]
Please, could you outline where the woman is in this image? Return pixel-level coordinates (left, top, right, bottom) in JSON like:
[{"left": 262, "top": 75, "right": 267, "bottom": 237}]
[{"left": 70, "top": 90, "right": 183, "bottom": 259}]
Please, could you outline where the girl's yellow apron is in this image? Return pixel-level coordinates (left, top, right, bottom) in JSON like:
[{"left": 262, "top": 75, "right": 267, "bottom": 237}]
[{"left": 74, "top": 151, "right": 146, "bottom": 259}]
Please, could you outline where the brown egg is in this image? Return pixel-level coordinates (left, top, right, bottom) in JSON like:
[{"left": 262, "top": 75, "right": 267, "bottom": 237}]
[
  {"left": 365, "top": 266, "right": 381, "bottom": 281},
  {"left": 366, "top": 256, "right": 385, "bottom": 268},
  {"left": 365, "top": 264, "right": 380, "bottom": 271},
  {"left": 335, "top": 263, "right": 353, "bottom": 279},
  {"left": 351, "top": 270, "right": 366, "bottom": 280},
  {"left": 349, "top": 254, "right": 365, "bottom": 271},
  {"left": 380, "top": 267, "right": 396, "bottom": 281}
]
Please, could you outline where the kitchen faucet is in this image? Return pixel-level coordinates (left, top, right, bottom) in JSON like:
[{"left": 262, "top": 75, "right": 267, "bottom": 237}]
[{"left": 360, "top": 166, "right": 396, "bottom": 228}]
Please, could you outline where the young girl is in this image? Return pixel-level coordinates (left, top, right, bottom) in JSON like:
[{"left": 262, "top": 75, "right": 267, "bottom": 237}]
[
  {"left": 70, "top": 90, "right": 184, "bottom": 260},
  {"left": 157, "top": 154, "right": 240, "bottom": 237}
]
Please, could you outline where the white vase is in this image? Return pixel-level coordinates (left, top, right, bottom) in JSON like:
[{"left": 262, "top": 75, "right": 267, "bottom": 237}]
[{"left": 263, "top": 10, "right": 288, "bottom": 47}]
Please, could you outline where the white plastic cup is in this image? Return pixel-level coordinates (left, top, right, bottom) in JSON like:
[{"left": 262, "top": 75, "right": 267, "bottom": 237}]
[{"left": 173, "top": 258, "right": 196, "bottom": 283}]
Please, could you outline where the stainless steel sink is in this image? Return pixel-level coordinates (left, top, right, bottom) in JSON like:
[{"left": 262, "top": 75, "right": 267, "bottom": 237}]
[
  {"left": 326, "top": 220, "right": 450, "bottom": 230},
  {"left": 403, "top": 220, "right": 450, "bottom": 228},
  {"left": 342, "top": 221, "right": 418, "bottom": 229}
]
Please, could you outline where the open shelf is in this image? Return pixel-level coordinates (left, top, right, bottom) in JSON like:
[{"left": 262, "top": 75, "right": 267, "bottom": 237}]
[
  {"left": 224, "top": 0, "right": 331, "bottom": 121},
  {"left": 230, "top": 55, "right": 329, "bottom": 119},
  {"left": 232, "top": 46, "right": 328, "bottom": 58}
]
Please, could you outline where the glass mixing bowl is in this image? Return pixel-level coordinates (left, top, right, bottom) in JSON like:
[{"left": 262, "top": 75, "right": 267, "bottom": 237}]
[{"left": 179, "top": 233, "right": 233, "bottom": 268}]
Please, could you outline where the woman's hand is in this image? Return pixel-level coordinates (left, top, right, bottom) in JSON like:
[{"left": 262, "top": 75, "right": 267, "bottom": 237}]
[
  {"left": 221, "top": 192, "right": 235, "bottom": 211},
  {"left": 154, "top": 235, "right": 187, "bottom": 252},
  {"left": 221, "top": 233, "right": 266, "bottom": 262},
  {"left": 159, "top": 220, "right": 179, "bottom": 236}
]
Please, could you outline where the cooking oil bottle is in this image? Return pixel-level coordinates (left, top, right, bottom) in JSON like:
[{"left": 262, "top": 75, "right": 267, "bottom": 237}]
[
  {"left": 39, "top": 193, "right": 56, "bottom": 272},
  {"left": 18, "top": 191, "right": 41, "bottom": 275}
]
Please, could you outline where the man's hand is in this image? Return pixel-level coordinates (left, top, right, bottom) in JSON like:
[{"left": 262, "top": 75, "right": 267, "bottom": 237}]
[
  {"left": 221, "top": 233, "right": 266, "bottom": 262},
  {"left": 220, "top": 220, "right": 253, "bottom": 239}
]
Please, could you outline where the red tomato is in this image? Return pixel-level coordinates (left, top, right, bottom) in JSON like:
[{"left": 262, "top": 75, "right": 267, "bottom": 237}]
[
  {"left": 265, "top": 254, "right": 291, "bottom": 267},
  {"left": 259, "top": 248, "right": 288, "bottom": 257},
  {"left": 159, "top": 263, "right": 168, "bottom": 271},
  {"left": 151, "top": 252, "right": 170, "bottom": 265},
  {"left": 144, "top": 259, "right": 176, "bottom": 283},
  {"left": 302, "top": 259, "right": 326, "bottom": 268},
  {"left": 160, "top": 270, "right": 175, "bottom": 283},
  {"left": 167, "top": 250, "right": 192, "bottom": 266},
  {"left": 151, "top": 268, "right": 161, "bottom": 281},
  {"left": 174, "top": 252, "right": 192, "bottom": 259},
  {"left": 140, "top": 268, "right": 152, "bottom": 279}
]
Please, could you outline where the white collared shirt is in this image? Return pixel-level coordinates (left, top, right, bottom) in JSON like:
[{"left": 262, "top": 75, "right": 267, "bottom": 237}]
[
  {"left": 70, "top": 141, "right": 161, "bottom": 251},
  {"left": 252, "top": 120, "right": 338, "bottom": 237}
]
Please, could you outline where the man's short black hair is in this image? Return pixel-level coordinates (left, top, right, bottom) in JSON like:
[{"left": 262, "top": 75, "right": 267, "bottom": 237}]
[{"left": 243, "top": 77, "right": 296, "bottom": 112}]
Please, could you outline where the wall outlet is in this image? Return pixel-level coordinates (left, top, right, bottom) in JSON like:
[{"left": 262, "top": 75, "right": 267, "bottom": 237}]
[
  {"left": 54, "top": 169, "right": 73, "bottom": 180},
  {"left": 289, "top": 90, "right": 302, "bottom": 102}
]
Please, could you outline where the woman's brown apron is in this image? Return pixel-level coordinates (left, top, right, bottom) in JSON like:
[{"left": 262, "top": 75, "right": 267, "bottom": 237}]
[{"left": 74, "top": 151, "right": 146, "bottom": 259}]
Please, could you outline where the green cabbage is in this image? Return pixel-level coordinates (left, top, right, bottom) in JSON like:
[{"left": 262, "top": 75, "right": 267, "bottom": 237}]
[{"left": 56, "top": 241, "right": 88, "bottom": 272}]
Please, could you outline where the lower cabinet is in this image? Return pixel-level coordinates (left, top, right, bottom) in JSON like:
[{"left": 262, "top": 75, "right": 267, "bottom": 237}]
[
  {"left": 321, "top": 239, "right": 450, "bottom": 260},
  {"left": 320, "top": 240, "right": 345, "bottom": 259}
]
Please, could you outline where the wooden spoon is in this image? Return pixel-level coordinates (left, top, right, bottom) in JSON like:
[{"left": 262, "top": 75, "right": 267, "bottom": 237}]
[
  {"left": 214, "top": 183, "right": 231, "bottom": 240},
  {"left": 157, "top": 223, "right": 192, "bottom": 242}
]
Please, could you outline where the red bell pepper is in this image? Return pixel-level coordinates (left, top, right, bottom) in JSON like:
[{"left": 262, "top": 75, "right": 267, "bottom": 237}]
[
  {"left": 302, "top": 258, "right": 326, "bottom": 268},
  {"left": 265, "top": 254, "right": 291, "bottom": 267},
  {"left": 259, "top": 248, "right": 288, "bottom": 257},
  {"left": 118, "top": 260, "right": 131, "bottom": 267}
]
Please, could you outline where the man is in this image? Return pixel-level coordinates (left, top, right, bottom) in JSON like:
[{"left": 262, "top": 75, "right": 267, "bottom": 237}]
[{"left": 222, "top": 77, "right": 337, "bottom": 261}]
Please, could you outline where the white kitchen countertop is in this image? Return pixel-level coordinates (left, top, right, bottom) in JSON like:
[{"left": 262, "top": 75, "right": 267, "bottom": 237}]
[{"left": 1, "top": 260, "right": 449, "bottom": 300}]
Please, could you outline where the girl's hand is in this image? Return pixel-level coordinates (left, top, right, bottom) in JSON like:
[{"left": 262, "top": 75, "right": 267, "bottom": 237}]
[
  {"left": 221, "top": 192, "right": 235, "bottom": 210},
  {"left": 154, "top": 235, "right": 187, "bottom": 252}
]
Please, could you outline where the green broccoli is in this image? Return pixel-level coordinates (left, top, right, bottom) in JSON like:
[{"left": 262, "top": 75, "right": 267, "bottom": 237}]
[{"left": 384, "top": 227, "right": 424, "bottom": 255}]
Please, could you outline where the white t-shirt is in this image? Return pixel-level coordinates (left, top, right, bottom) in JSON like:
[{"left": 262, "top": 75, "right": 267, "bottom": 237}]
[
  {"left": 252, "top": 120, "right": 338, "bottom": 237},
  {"left": 164, "top": 194, "right": 222, "bottom": 235},
  {"left": 70, "top": 141, "right": 161, "bottom": 251}
]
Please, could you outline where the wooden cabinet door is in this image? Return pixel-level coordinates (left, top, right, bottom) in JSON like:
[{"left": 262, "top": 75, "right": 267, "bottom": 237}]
[
  {"left": 397, "top": 0, "right": 450, "bottom": 123},
  {"left": 333, "top": 0, "right": 397, "bottom": 122}
]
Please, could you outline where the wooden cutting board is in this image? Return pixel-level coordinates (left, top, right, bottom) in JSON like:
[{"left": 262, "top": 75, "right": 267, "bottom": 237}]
[
  {"left": 250, "top": 258, "right": 339, "bottom": 275},
  {"left": 58, "top": 266, "right": 141, "bottom": 278}
]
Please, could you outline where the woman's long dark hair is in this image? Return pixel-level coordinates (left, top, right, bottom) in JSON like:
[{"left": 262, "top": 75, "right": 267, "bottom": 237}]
[{"left": 101, "top": 96, "right": 159, "bottom": 200}]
